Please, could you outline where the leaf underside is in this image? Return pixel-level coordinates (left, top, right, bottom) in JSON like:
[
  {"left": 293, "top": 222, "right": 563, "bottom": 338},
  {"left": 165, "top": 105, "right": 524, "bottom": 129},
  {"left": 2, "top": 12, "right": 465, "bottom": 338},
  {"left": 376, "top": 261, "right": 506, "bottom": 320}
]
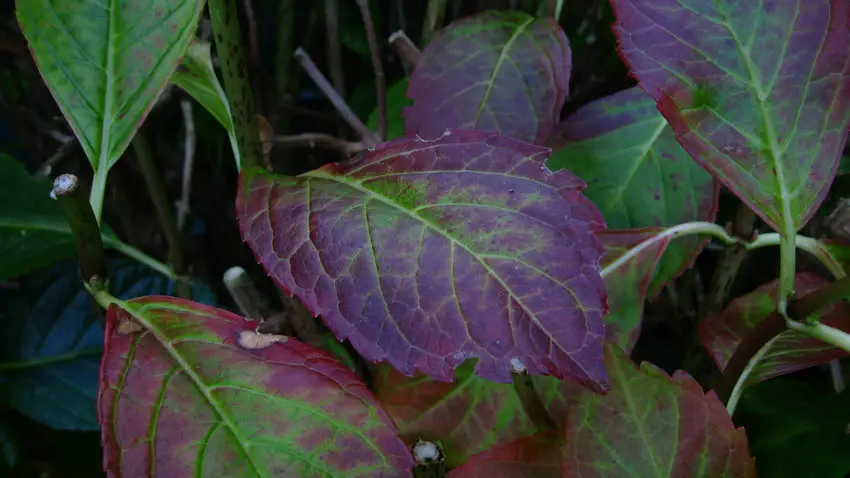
[
  {"left": 699, "top": 272, "right": 850, "bottom": 386},
  {"left": 564, "top": 346, "right": 756, "bottom": 477},
  {"left": 547, "top": 86, "right": 718, "bottom": 295},
  {"left": 171, "top": 40, "right": 233, "bottom": 132},
  {"left": 237, "top": 130, "right": 610, "bottom": 391},
  {"left": 372, "top": 360, "right": 537, "bottom": 468},
  {"left": 16, "top": 0, "right": 204, "bottom": 171},
  {"left": 404, "top": 11, "right": 571, "bottom": 145},
  {"left": 611, "top": 0, "right": 850, "bottom": 232},
  {"left": 99, "top": 296, "right": 412, "bottom": 477}
]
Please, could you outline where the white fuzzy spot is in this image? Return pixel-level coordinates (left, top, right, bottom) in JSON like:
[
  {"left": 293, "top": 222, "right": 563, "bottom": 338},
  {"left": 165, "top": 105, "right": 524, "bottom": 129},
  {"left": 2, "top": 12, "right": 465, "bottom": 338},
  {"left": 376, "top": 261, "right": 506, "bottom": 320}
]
[
  {"left": 413, "top": 440, "right": 442, "bottom": 464},
  {"left": 510, "top": 357, "right": 526, "bottom": 374},
  {"left": 441, "top": 128, "right": 451, "bottom": 137},
  {"left": 237, "top": 329, "right": 289, "bottom": 350},
  {"left": 50, "top": 174, "right": 78, "bottom": 199}
]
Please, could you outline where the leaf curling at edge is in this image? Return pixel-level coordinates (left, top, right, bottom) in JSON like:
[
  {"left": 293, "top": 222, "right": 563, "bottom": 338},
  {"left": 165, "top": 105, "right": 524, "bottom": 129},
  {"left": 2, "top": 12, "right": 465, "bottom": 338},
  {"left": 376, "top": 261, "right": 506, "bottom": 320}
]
[
  {"left": 236, "top": 130, "right": 611, "bottom": 392},
  {"left": 98, "top": 296, "right": 413, "bottom": 477}
]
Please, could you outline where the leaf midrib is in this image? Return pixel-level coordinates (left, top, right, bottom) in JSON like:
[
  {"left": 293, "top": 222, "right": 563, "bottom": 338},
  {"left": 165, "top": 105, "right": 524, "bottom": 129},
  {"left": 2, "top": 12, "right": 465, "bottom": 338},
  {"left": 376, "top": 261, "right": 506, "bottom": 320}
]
[
  {"left": 121, "top": 301, "right": 265, "bottom": 477},
  {"left": 98, "top": 0, "right": 117, "bottom": 171},
  {"left": 306, "top": 170, "right": 594, "bottom": 377},
  {"left": 472, "top": 16, "right": 535, "bottom": 128}
]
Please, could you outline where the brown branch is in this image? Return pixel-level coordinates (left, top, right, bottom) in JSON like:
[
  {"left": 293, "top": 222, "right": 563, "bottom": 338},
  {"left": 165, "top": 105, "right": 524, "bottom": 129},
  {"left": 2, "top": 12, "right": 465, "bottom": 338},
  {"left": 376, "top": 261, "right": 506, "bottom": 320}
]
[
  {"left": 511, "top": 359, "right": 555, "bottom": 431},
  {"left": 241, "top": 0, "right": 266, "bottom": 114},
  {"left": 274, "top": 133, "right": 365, "bottom": 155},
  {"left": 388, "top": 30, "right": 422, "bottom": 74},
  {"left": 357, "top": 0, "right": 387, "bottom": 141},
  {"left": 176, "top": 100, "right": 196, "bottom": 232},
  {"left": 294, "top": 47, "right": 379, "bottom": 144},
  {"left": 703, "top": 205, "right": 757, "bottom": 316}
]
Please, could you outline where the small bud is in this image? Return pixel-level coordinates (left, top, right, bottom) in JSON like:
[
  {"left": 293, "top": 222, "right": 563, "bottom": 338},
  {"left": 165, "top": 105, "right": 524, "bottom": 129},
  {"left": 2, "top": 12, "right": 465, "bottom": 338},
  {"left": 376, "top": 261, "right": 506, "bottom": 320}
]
[{"left": 50, "top": 174, "right": 78, "bottom": 199}]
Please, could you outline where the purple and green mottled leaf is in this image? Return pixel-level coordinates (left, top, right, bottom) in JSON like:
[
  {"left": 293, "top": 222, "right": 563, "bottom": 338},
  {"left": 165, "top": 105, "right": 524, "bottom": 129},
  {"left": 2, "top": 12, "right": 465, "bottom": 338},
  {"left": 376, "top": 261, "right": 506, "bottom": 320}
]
[
  {"left": 237, "top": 130, "right": 610, "bottom": 391},
  {"left": 699, "top": 272, "right": 850, "bottom": 386},
  {"left": 564, "top": 346, "right": 756, "bottom": 477},
  {"left": 16, "top": 0, "right": 204, "bottom": 216},
  {"left": 446, "top": 431, "right": 563, "bottom": 478},
  {"left": 372, "top": 360, "right": 537, "bottom": 468},
  {"left": 99, "top": 296, "right": 413, "bottom": 477},
  {"left": 533, "top": 227, "right": 675, "bottom": 426},
  {"left": 546, "top": 87, "right": 718, "bottom": 295},
  {"left": 611, "top": 0, "right": 850, "bottom": 233},
  {"left": 403, "top": 11, "right": 570, "bottom": 144}
]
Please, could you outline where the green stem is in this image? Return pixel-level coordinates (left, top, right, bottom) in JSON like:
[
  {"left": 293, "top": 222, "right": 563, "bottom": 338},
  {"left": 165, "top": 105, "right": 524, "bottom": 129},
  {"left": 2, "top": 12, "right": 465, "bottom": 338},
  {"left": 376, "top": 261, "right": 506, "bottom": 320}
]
[
  {"left": 89, "top": 165, "right": 109, "bottom": 224},
  {"left": 778, "top": 232, "right": 797, "bottom": 315},
  {"left": 208, "top": 0, "right": 262, "bottom": 171},
  {"left": 102, "top": 237, "right": 176, "bottom": 280},
  {"left": 132, "top": 131, "right": 191, "bottom": 299},
  {"left": 422, "top": 0, "right": 447, "bottom": 45},
  {"left": 52, "top": 174, "right": 108, "bottom": 283},
  {"left": 785, "top": 319, "right": 850, "bottom": 353}
]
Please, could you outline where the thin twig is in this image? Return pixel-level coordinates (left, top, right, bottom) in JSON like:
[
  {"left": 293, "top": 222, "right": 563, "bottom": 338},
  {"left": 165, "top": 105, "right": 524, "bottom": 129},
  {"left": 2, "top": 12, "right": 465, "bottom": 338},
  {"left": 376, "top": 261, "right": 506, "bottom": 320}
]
[
  {"left": 37, "top": 138, "right": 76, "bottom": 176},
  {"left": 357, "top": 0, "right": 386, "bottom": 141},
  {"left": 274, "top": 133, "right": 365, "bottom": 155},
  {"left": 511, "top": 359, "right": 555, "bottom": 431},
  {"left": 324, "top": 0, "right": 345, "bottom": 99},
  {"left": 132, "top": 130, "right": 191, "bottom": 299},
  {"left": 50, "top": 174, "right": 107, "bottom": 284},
  {"left": 274, "top": 0, "right": 295, "bottom": 130},
  {"left": 388, "top": 30, "right": 422, "bottom": 73},
  {"left": 294, "top": 48, "right": 379, "bottom": 144},
  {"left": 422, "top": 0, "right": 447, "bottom": 45},
  {"left": 176, "top": 100, "right": 196, "bottom": 232}
]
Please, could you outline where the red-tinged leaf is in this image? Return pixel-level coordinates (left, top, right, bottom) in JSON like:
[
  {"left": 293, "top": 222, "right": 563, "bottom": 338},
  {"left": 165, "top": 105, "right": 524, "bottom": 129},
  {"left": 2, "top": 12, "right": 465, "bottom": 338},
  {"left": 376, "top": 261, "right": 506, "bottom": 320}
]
[
  {"left": 611, "top": 0, "right": 850, "bottom": 233},
  {"left": 547, "top": 87, "right": 718, "bottom": 296},
  {"left": 564, "top": 346, "right": 756, "bottom": 478},
  {"left": 804, "top": 237, "right": 850, "bottom": 278},
  {"left": 699, "top": 272, "right": 850, "bottom": 386},
  {"left": 98, "top": 296, "right": 413, "bottom": 477},
  {"left": 372, "top": 360, "right": 537, "bottom": 468},
  {"left": 446, "top": 432, "right": 564, "bottom": 478},
  {"left": 403, "top": 11, "right": 570, "bottom": 145},
  {"left": 533, "top": 227, "right": 678, "bottom": 427},
  {"left": 237, "top": 130, "right": 610, "bottom": 391}
]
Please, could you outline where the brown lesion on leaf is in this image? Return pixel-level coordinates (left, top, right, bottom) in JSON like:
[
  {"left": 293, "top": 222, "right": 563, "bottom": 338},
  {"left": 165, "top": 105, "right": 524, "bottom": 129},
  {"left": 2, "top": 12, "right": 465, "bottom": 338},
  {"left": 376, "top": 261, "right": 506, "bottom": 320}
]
[
  {"left": 237, "top": 329, "right": 289, "bottom": 350},
  {"left": 116, "top": 317, "right": 144, "bottom": 335}
]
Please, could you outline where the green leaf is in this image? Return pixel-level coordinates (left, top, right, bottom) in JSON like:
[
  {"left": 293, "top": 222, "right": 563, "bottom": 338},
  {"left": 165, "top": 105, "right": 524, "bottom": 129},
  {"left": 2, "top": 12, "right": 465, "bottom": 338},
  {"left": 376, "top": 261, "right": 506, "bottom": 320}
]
[
  {"left": 0, "top": 258, "right": 215, "bottom": 431},
  {"left": 0, "top": 154, "right": 174, "bottom": 281},
  {"left": 547, "top": 87, "right": 718, "bottom": 295},
  {"left": 564, "top": 346, "right": 756, "bottom": 477},
  {"left": 368, "top": 79, "right": 410, "bottom": 141},
  {"left": 737, "top": 378, "right": 850, "bottom": 478},
  {"left": 171, "top": 39, "right": 241, "bottom": 168},
  {"left": 16, "top": 0, "right": 205, "bottom": 216},
  {"left": 373, "top": 360, "right": 537, "bottom": 468},
  {"left": 171, "top": 40, "right": 233, "bottom": 132}
]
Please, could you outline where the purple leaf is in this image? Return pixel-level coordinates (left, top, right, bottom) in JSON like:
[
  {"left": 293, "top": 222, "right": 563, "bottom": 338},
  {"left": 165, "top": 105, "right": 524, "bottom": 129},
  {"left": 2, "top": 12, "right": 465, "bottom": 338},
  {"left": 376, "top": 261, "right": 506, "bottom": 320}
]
[
  {"left": 237, "top": 130, "right": 609, "bottom": 391},
  {"left": 404, "top": 11, "right": 570, "bottom": 144},
  {"left": 699, "top": 272, "right": 850, "bottom": 385},
  {"left": 611, "top": 0, "right": 850, "bottom": 232}
]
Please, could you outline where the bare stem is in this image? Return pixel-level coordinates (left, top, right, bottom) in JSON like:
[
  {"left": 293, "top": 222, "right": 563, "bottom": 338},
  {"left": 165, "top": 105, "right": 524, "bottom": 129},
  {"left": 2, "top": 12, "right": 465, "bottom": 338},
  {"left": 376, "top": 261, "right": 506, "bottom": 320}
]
[
  {"left": 357, "top": 0, "right": 386, "bottom": 140},
  {"left": 208, "top": 0, "right": 262, "bottom": 170},
  {"left": 177, "top": 100, "right": 196, "bottom": 232},
  {"left": 511, "top": 360, "right": 555, "bottom": 431},
  {"left": 704, "top": 205, "right": 757, "bottom": 315},
  {"left": 323, "top": 0, "right": 346, "bottom": 99},
  {"left": 388, "top": 30, "right": 422, "bottom": 73},
  {"left": 51, "top": 174, "right": 107, "bottom": 285},
  {"left": 294, "top": 48, "right": 379, "bottom": 144},
  {"left": 422, "top": 0, "right": 447, "bottom": 45},
  {"left": 274, "top": 133, "right": 365, "bottom": 155},
  {"left": 131, "top": 131, "right": 190, "bottom": 299}
]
